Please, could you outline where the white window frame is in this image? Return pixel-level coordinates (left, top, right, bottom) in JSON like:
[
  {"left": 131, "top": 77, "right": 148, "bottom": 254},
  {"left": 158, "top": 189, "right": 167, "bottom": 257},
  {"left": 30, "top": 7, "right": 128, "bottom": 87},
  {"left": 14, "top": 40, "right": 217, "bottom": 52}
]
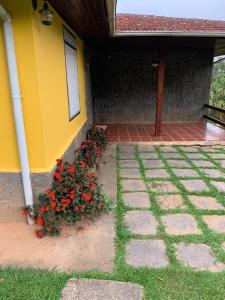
[{"left": 64, "top": 27, "right": 81, "bottom": 120}]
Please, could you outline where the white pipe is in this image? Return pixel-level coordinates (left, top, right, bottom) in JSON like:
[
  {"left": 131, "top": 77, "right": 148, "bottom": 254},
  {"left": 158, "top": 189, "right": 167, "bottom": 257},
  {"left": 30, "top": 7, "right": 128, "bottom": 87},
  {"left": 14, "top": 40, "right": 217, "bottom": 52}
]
[{"left": 0, "top": 5, "right": 34, "bottom": 214}]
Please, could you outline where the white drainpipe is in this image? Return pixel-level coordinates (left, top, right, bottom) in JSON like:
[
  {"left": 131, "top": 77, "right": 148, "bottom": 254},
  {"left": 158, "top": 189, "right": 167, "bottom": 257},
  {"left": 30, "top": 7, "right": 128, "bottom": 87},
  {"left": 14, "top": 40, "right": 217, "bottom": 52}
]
[{"left": 0, "top": 4, "right": 34, "bottom": 218}]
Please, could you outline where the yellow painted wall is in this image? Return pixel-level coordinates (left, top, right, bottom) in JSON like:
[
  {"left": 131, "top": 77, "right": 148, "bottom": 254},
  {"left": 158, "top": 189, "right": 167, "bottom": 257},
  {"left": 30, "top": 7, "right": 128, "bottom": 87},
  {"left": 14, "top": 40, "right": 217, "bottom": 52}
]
[
  {"left": 0, "top": 0, "right": 87, "bottom": 172},
  {"left": 32, "top": 2, "right": 87, "bottom": 171},
  {"left": 0, "top": 0, "right": 46, "bottom": 172}
]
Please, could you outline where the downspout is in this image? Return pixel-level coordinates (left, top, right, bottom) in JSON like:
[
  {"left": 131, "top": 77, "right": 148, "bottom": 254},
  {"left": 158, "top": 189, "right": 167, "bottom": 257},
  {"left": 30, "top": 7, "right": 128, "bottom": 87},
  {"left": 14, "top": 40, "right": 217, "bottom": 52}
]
[{"left": 0, "top": 4, "right": 34, "bottom": 221}]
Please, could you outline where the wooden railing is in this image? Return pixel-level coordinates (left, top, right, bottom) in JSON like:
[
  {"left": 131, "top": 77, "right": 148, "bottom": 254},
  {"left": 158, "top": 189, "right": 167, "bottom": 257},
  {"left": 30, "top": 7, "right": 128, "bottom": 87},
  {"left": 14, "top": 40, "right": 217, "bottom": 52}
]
[{"left": 203, "top": 104, "right": 225, "bottom": 127}]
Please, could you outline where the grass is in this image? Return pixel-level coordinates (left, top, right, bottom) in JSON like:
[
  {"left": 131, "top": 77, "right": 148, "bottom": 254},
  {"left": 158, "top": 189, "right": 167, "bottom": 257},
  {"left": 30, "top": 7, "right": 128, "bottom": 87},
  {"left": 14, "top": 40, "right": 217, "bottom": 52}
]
[{"left": 1, "top": 144, "right": 225, "bottom": 299}]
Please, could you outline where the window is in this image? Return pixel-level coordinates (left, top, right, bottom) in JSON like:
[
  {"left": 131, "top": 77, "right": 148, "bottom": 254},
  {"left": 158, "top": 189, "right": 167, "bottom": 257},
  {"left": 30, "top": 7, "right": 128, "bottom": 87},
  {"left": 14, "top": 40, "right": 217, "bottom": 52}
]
[{"left": 64, "top": 28, "right": 80, "bottom": 120}]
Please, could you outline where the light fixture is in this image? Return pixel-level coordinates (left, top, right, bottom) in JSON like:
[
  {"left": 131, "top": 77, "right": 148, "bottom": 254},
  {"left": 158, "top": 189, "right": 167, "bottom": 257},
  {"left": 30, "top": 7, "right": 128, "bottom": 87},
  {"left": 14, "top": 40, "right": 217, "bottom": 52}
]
[
  {"left": 152, "top": 57, "right": 159, "bottom": 68},
  {"left": 39, "top": 1, "right": 53, "bottom": 26}
]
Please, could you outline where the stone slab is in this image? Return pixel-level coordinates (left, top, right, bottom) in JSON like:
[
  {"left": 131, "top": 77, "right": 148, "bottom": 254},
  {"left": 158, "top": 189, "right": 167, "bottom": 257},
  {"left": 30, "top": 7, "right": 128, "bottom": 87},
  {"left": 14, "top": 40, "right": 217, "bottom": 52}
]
[
  {"left": 162, "top": 214, "right": 201, "bottom": 235},
  {"left": 209, "top": 153, "right": 225, "bottom": 160},
  {"left": 175, "top": 243, "right": 225, "bottom": 272},
  {"left": 138, "top": 145, "right": 155, "bottom": 152},
  {"left": 126, "top": 239, "right": 169, "bottom": 268},
  {"left": 157, "top": 195, "right": 186, "bottom": 210},
  {"left": 199, "top": 169, "right": 225, "bottom": 178},
  {"left": 142, "top": 160, "right": 164, "bottom": 169},
  {"left": 186, "top": 153, "right": 206, "bottom": 159},
  {"left": 120, "top": 153, "right": 135, "bottom": 160},
  {"left": 189, "top": 196, "right": 225, "bottom": 210},
  {"left": 121, "top": 179, "right": 146, "bottom": 191},
  {"left": 119, "top": 145, "right": 134, "bottom": 153},
  {"left": 181, "top": 180, "right": 210, "bottom": 192},
  {"left": 167, "top": 160, "right": 191, "bottom": 168},
  {"left": 61, "top": 279, "right": 143, "bottom": 300},
  {"left": 145, "top": 169, "right": 170, "bottom": 178},
  {"left": 216, "top": 160, "right": 225, "bottom": 168},
  {"left": 193, "top": 160, "right": 215, "bottom": 168},
  {"left": 123, "top": 192, "right": 150, "bottom": 208},
  {"left": 160, "top": 146, "right": 177, "bottom": 153},
  {"left": 125, "top": 211, "right": 158, "bottom": 235},
  {"left": 211, "top": 181, "right": 225, "bottom": 192},
  {"left": 179, "top": 146, "right": 199, "bottom": 153},
  {"left": 120, "top": 169, "right": 141, "bottom": 179},
  {"left": 139, "top": 152, "right": 159, "bottom": 159},
  {"left": 148, "top": 181, "right": 179, "bottom": 193},
  {"left": 202, "top": 215, "right": 225, "bottom": 233},
  {"left": 120, "top": 160, "right": 139, "bottom": 168},
  {"left": 173, "top": 169, "right": 199, "bottom": 177},
  {"left": 162, "top": 153, "right": 183, "bottom": 159}
]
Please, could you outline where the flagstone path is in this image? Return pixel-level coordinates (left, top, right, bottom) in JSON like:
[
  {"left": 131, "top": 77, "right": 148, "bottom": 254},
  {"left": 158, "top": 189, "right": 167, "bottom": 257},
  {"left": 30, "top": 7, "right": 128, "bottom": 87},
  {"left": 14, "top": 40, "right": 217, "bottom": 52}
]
[{"left": 119, "top": 144, "right": 225, "bottom": 272}]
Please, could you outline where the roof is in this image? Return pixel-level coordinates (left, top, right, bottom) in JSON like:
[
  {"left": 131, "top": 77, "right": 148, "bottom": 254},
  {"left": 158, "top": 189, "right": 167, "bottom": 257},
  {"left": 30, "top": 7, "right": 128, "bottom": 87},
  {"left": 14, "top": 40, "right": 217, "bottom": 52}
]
[{"left": 116, "top": 14, "right": 225, "bottom": 33}]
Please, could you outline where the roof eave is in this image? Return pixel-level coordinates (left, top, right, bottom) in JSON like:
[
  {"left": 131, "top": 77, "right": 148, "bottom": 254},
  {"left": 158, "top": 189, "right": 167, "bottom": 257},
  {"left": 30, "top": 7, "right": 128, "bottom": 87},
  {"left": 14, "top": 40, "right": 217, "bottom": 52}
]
[{"left": 115, "top": 31, "right": 225, "bottom": 38}]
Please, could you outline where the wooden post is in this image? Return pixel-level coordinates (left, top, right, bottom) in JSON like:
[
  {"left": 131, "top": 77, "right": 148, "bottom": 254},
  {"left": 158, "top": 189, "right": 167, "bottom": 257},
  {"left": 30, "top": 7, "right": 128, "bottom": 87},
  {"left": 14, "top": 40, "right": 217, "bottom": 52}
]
[{"left": 155, "top": 50, "right": 165, "bottom": 136}]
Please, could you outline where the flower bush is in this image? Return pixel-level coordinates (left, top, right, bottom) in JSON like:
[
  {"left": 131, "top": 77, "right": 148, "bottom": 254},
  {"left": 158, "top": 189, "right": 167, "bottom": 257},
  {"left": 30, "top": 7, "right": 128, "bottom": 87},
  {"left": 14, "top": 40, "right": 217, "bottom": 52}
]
[
  {"left": 22, "top": 126, "right": 108, "bottom": 238},
  {"left": 86, "top": 126, "right": 108, "bottom": 150}
]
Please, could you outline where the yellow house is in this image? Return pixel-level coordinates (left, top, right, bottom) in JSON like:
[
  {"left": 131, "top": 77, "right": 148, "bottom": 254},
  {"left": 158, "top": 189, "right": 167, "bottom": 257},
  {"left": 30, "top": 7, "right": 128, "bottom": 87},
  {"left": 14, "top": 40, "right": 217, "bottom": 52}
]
[
  {"left": 0, "top": 0, "right": 114, "bottom": 220},
  {"left": 1, "top": 0, "right": 225, "bottom": 220}
]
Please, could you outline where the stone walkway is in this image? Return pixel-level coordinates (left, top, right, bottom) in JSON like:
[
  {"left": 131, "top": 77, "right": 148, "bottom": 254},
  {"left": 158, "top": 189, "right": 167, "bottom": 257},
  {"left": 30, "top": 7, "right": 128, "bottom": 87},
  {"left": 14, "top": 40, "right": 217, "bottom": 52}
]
[
  {"left": 119, "top": 144, "right": 225, "bottom": 272},
  {"left": 61, "top": 279, "right": 143, "bottom": 300}
]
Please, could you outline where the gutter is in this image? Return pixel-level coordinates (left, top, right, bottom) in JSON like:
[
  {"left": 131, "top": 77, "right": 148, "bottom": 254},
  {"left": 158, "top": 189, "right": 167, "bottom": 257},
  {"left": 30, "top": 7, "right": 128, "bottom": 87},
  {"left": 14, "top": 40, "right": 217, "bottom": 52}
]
[
  {"left": 106, "top": 0, "right": 116, "bottom": 36},
  {"left": 0, "top": 4, "right": 34, "bottom": 222}
]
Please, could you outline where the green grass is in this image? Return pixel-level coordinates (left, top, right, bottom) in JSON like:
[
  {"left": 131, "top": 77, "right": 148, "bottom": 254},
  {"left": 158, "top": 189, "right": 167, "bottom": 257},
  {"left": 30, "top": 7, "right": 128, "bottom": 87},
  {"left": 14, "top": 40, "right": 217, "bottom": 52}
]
[{"left": 1, "top": 144, "right": 225, "bottom": 299}]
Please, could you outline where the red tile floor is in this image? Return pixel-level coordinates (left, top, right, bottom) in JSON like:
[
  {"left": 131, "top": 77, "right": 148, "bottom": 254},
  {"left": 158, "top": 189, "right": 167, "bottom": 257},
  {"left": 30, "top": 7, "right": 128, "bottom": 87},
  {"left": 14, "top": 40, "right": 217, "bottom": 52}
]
[{"left": 103, "top": 122, "right": 225, "bottom": 143}]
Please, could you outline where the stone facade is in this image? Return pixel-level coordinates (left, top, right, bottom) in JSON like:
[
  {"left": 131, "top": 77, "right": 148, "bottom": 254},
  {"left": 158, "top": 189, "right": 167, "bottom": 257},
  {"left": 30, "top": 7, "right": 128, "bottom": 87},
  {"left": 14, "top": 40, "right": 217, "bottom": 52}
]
[
  {"left": 91, "top": 48, "right": 213, "bottom": 124},
  {"left": 0, "top": 49, "right": 93, "bottom": 220}
]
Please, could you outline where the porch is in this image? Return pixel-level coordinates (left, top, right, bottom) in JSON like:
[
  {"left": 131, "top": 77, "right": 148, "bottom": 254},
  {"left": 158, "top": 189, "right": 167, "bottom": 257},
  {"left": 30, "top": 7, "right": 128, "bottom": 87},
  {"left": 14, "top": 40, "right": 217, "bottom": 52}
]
[{"left": 104, "top": 122, "right": 225, "bottom": 143}]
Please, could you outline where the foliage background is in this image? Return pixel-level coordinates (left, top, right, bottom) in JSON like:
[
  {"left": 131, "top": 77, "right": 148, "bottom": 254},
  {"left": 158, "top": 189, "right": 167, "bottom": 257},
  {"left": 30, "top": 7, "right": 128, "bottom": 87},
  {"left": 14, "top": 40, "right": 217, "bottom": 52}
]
[{"left": 209, "top": 59, "right": 225, "bottom": 120}]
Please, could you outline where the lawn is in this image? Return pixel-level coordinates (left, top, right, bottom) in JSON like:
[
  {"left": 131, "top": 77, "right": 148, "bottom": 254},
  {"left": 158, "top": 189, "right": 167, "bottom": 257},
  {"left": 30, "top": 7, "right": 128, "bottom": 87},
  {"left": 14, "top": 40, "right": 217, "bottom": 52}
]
[{"left": 1, "top": 144, "right": 225, "bottom": 299}]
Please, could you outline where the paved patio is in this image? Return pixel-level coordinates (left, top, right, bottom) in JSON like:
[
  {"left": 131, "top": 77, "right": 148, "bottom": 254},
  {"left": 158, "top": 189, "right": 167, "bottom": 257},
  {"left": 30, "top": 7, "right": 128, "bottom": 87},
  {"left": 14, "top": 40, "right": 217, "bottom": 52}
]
[
  {"left": 106, "top": 122, "right": 225, "bottom": 142},
  {"left": 119, "top": 144, "right": 225, "bottom": 272}
]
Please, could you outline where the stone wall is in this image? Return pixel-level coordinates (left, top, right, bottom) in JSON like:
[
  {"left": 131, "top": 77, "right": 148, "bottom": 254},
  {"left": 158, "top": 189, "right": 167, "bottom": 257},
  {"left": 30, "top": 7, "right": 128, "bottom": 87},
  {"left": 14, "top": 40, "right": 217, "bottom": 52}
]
[{"left": 91, "top": 48, "right": 214, "bottom": 124}]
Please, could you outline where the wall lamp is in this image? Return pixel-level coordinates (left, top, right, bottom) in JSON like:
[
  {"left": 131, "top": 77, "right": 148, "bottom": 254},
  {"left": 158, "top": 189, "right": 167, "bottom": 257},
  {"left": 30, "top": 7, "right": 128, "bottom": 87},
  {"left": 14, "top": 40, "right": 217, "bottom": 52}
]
[
  {"left": 32, "top": 0, "right": 53, "bottom": 26},
  {"left": 152, "top": 57, "right": 159, "bottom": 68}
]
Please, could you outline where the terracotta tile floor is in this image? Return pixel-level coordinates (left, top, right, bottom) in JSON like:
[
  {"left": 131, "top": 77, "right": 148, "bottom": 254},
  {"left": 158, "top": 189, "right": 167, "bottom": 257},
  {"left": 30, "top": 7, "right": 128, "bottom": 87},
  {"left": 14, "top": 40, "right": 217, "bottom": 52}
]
[{"left": 103, "top": 122, "right": 225, "bottom": 143}]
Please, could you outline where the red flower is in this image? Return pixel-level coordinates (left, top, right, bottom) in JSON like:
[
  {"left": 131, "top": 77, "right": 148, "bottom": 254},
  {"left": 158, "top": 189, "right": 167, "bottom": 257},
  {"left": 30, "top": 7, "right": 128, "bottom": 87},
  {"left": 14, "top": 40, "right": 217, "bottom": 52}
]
[
  {"left": 40, "top": 207, "right": 45, "bottom": 213},
  {"left": 54, "top": 172, "right": 61, "bottom": 180},
  {"left": 82, "top": 193, "right": 91, "bottom": 201},
  {"left": 59, "top": 165, "right": 64, "bottom": 172},
  {"left": 92, "top": 173, "right": 97, "bottom": 178},
  {"left": 49, "top": 191, "right": 55, "bottom": 200},
  {"left": 46, "top": 226, "right": 51, "bottom": 232},
  {"left": 68, "top": 167, "right": 75, "bottom": 173},
  {"left": 70, "top": 193, "right": 75, "bottom": 199},
  {"left": 22, "top": 210, "right": 28, "bottom": 217},
  {"left": 55, "top": 207, "right": 60, "bottom": 212},
  {"left": 66, "top": 199, "right": 71, "bottom": 205},
  {"left": 56, "top": 159, "right": 62, "bottom": 164},
  {"left": 36, "top": 230, "right": 43, "bottom": 238},
  {"left": 90, "top": 183, "right": 96, "bottom": 190},
  {"left": 81, "top": 204, "right": 86, "bottom": 209},
  {"left": 37, "top": 217, "right": 43, "bottom": 226},
  {"left": 90, "top": 200, "right": 94, "bottom": 205},
  {"left": 74, "top": 205, "right": 80, "bottom": 211},
  {"left": 51, "top": 201, "right": 56, "bottom": 207}
]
